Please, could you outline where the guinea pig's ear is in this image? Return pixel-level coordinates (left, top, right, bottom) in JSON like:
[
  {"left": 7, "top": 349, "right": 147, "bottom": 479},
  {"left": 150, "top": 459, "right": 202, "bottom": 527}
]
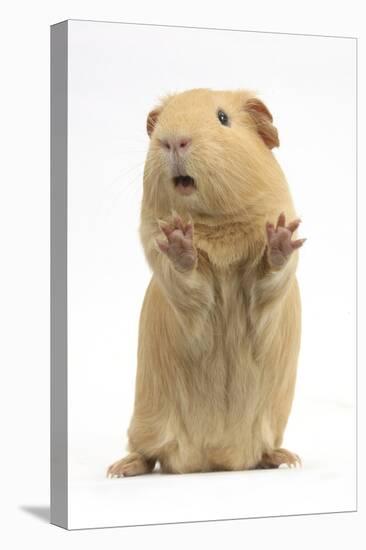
[
  {"left": 146, "top": 107, "right": 162, "bottom": 138},
  {"left": 244, "top": 98, "right": 280, "bottom": 149}
]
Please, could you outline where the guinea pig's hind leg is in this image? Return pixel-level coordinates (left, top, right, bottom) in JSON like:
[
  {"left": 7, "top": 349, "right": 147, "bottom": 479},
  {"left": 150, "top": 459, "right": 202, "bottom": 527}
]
[
  {"left": 107, "top": 452, "right": 156, "bottom": 478},
  {"left": 256, "top": 448, "right": 301, "bottom": 470}
]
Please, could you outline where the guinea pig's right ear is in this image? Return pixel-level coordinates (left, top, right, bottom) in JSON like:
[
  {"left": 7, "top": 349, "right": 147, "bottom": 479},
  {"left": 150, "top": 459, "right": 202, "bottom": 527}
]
[
  {"left": 146, "top": 107, "right": 162, "bottom": 138},
  {"left": 244, "top": 98, "right": 280, "bottom": 149}
]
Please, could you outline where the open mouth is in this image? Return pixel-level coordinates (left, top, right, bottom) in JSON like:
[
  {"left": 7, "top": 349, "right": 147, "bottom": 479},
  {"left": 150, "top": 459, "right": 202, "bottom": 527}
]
[{"left": 173, "top": 175, "right": 196, "bottom": 196}]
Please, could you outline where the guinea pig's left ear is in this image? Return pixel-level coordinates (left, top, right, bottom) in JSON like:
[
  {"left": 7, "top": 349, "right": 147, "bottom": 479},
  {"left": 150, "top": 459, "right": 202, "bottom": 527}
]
[
  {"left": 146, "top": 107, "right": 162, "bottom": 138},
  {"left": 244, "top": 98, "right": 280, "bottom": 149}
]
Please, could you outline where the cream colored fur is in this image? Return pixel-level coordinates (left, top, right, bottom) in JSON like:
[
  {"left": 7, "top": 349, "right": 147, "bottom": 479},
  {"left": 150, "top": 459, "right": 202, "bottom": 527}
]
[{"left": 108, "top": 88, "right": 303, "bottom": 477}]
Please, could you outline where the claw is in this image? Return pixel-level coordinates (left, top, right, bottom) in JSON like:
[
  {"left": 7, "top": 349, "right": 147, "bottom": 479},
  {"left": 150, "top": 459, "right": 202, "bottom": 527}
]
[
  {"left": 276, "top": 212, "right": 286, "bottom": 229},
  {"left": 157, "top": 219, "right": 174, "bottom": 238},
  {"left": 291, "top": 238, "right": 307, "bottom": 250},
  {"left": 287, "top": 218, "right": 301, "bottom": 233}
]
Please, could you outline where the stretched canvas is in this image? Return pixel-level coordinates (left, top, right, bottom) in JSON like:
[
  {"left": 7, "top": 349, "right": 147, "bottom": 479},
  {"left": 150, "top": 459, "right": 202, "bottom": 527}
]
[{"left": 51, "top": 19, "right": 357, "bottom": 530}]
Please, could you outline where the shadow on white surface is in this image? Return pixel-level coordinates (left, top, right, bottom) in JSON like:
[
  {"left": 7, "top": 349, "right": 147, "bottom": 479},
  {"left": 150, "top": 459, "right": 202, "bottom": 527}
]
[{"left": 20, "top": 506, "right": 50, "bottom": 523}]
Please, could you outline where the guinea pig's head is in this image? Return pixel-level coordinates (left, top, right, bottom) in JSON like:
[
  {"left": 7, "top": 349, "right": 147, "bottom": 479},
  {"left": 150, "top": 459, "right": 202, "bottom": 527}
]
[{"left": 143, "top": 88, "right": 282, "bottom": 218}]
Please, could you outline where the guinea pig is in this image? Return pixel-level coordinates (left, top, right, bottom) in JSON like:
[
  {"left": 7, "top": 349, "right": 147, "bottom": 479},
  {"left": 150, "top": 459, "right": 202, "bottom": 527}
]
[{"left": 107, "top": 88, "right": 306, "bottom": 477}]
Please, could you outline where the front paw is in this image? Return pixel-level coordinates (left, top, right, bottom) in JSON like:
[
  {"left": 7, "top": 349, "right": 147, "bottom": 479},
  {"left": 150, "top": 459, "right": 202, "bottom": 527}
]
[
  {"left": 265, "top": 212, "right": 306, "bottom": 269},
  {"left": 156, "top": 213, "right": 197, "bottom": 272}
]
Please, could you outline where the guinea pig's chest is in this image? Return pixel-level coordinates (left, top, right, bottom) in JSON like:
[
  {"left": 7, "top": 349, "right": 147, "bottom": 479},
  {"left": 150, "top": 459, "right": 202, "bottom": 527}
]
[
  {"left": 214, "top": 260, "right": 246, "bottom": 299},
  {"left": 209, "top": 263, "right": 251, "bottom": 345},
  {"left": 193, "top": 223, "right": 260, "bottom": 343},
  {"left": 194, "top": 221, "right": 265, "bottom": 269}
]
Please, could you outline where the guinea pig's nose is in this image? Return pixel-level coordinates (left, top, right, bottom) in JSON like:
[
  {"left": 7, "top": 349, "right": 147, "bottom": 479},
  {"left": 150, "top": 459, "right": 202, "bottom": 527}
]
[{"left": 161, "top": 136, "right": 192, "bottom": 153}]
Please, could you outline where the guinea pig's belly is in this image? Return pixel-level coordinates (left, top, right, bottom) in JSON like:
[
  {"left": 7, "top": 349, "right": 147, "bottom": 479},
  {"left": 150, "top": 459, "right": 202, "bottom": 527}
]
[{"left": 158, "top": 291, "right": 265, "bottom": 472}]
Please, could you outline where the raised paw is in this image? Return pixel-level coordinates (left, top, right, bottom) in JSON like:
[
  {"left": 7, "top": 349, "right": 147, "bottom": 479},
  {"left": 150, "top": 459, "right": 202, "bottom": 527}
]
[
  {"left": 107, "top": 452, "right": 155, "bottom": 478},
  {"left": 265, "top": 212, "right": 306, "bottom": 269},
  {"left": 256, "top": 448, "right": 302, "bottom": 470},
  {"left": 156, "top": 213, "right": 197, "bottom": 272}
]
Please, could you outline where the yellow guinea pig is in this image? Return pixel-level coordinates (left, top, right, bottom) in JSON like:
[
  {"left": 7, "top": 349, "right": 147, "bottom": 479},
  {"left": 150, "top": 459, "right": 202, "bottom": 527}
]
[{"left": 107, "top": 88, "right": 306, "bottom": 477}]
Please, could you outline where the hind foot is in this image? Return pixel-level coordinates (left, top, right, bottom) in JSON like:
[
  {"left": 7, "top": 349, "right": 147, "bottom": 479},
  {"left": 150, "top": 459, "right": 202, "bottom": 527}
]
[
  {"left": 256, "top": 448, "right": 301, "bottom": 469},
  {"left": 107, "top": 452, "right": 156, "bottom": 478}
]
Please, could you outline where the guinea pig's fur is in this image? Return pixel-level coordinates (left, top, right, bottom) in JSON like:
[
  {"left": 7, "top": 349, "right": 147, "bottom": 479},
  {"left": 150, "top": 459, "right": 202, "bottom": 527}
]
[{"left": 108, "top": 88, "right": 303, "bottom": 477}]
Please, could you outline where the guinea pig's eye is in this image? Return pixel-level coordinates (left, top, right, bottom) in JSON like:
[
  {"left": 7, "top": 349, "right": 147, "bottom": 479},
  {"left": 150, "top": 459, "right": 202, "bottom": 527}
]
[{"left": 217, "top": 110, "right": 230, "bottom": 126}]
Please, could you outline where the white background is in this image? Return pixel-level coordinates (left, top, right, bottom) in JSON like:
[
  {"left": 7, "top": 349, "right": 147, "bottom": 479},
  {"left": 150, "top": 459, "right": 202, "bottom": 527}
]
[
  {"left": 0, "top": 0, "right": 365, "bottom": 548},
  {"left": 67, "top": 20, "right": 356, "bottom": 528}
]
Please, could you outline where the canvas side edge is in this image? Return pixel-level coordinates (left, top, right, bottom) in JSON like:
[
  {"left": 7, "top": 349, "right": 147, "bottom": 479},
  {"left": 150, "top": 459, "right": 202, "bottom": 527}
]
[{"left": 50, "top": 20, "right": 68, "bottom": 530}]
